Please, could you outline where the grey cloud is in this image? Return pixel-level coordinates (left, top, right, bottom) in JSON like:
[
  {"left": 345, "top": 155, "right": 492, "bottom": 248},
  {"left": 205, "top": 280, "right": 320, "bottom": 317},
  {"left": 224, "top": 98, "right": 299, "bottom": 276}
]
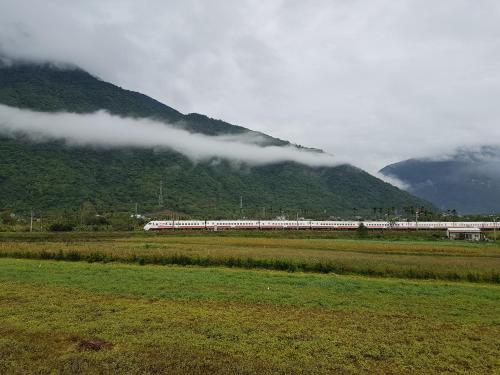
[
  {"left": 374, "top": 172, "right": 410, "bottom": 191},
  {"left": 0, "top": 104, "right": 339, "bottom": 167},
  {"left": 1, "top": 0, "right": 500, "bottom": 172}
]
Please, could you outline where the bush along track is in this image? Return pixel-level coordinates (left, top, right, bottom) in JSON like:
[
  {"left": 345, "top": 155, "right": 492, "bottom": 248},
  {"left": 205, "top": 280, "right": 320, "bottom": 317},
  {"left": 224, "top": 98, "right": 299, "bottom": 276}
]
[{"left": 1, "top": 249, "right": 498, "bottom": 283}]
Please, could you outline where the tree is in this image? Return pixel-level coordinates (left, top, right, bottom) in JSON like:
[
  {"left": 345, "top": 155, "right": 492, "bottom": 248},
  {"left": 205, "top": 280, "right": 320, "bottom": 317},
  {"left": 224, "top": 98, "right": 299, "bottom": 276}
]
[
  {"left": 357, "top": 222, "right": 368, "bottom": 238},
  {"left": 80, "top": 201, "right": 99, "bottom": 225},
  {"left": 0, "top": 211, "right": 16, "bottom": 225}
]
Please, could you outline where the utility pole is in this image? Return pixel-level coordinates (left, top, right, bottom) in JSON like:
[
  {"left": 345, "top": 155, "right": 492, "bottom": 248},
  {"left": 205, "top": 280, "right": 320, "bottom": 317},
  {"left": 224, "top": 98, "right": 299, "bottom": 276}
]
[
  {"left": 158, "top": 181, "right": 164, "bottom": 208},
  {"left": 494, "top": 217, "right": 497, "bottom": 241},
  {"left": 30, "top": 210, "right": 33, "bottom": 233},
  {"left": 135, "top": 203, "right": 138, "bottom": 216},
  {"left": 415, "top": 209, "right": 419, "bottom": 231},
  {"left": 239, "top": 196, "right": 243, "bottom": 219}
]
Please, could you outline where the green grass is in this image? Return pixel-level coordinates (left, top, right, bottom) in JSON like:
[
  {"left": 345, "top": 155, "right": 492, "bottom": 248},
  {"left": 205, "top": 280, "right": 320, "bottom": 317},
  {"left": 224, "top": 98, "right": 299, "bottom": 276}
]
[
  {"left": 1, "top": 259, "right": 499, "bottom": 374},
  {"left": 0, "top": 259, "right": 498, "bottom": 320},
  {"left": 1, "top": 232, "right": 499, "bottom": 373}
]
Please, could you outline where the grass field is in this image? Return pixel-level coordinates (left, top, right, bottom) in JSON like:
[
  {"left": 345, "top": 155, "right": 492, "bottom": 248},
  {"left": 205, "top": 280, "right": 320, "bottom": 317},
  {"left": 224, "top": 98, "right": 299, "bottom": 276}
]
[
  {"left": 1, "top": 231, "right": 499, "bottom": 374},
  {"left": 1, "top": 231, "right": 499, "bottom": 282}
]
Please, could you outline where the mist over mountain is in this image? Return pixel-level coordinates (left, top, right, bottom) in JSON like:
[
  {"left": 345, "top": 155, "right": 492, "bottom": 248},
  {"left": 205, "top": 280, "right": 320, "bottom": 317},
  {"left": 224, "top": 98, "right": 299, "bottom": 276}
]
[
  {"left": 0, "top": 104, "right": 338, "bottom": 167},
  {"left": 380, "top": 146, "right": 500, "bottom": 214},
  {"left": 0, "top": 62, "right": 430, "bottom": 217}
]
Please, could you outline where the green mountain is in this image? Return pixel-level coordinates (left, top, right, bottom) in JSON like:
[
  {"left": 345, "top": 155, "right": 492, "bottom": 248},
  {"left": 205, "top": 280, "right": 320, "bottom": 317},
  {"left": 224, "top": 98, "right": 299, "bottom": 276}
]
[
  {"left": 0, "top": 62, "right": 431, "bottom": 218},
  {"left": 380, "top": 147, "right": 500, "bottom": 214}
]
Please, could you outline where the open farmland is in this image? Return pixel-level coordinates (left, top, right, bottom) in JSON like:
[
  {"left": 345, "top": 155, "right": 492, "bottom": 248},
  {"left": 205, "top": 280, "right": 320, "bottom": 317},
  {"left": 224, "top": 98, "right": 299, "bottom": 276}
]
[
  {"left": 1, "top": 231, "right": 499, "bottom": 282},
  {"left": 0, "top": 231, "right": 499, "bottom": 374}
]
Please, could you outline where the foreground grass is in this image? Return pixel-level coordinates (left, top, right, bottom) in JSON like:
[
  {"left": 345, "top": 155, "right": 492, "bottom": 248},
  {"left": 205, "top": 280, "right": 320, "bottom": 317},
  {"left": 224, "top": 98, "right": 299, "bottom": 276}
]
[
  {"left": 1, "top": 259, "right": 499, "bottom": 374},
  {"left": 1, "top": 233, "right": 499, "bottom": 282}
]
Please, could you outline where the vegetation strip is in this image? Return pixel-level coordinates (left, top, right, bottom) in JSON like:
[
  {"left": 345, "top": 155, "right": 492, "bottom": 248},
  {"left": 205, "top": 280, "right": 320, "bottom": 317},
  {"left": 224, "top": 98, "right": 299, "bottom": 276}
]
[{"left": 1, "top": 248, "right": 499, "bottom": 283}]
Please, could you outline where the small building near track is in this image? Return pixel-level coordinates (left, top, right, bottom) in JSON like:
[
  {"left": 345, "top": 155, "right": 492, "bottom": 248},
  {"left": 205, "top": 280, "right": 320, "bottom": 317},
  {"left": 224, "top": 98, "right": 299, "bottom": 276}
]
[{"left": 447, "top": 227, "right": 483, "bottom": 241}]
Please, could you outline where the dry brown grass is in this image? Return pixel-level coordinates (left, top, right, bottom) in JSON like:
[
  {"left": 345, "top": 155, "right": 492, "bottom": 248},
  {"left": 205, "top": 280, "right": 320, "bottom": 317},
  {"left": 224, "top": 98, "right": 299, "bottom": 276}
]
[{"left": 1, "top": 235, "right": 499, "bottom": 282}]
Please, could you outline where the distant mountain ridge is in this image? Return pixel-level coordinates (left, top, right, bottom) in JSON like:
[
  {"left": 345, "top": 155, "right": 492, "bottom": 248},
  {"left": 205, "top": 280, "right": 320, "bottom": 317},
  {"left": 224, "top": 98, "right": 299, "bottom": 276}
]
[
  {"left": 0, "top": 61, "right": 431, "bottom": 217},
  {"left": 380, "top": 146, "right": 500, "bottom": 214}
]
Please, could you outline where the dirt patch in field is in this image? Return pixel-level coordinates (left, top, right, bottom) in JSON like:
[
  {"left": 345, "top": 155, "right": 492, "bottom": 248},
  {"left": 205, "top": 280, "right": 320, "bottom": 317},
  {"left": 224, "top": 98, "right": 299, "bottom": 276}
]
[
  {"left": 0, "top": 295, "right": 28, "bottom": 304},
  {"left": 75, "top": 337, "right": 113, "bottom": 352}
]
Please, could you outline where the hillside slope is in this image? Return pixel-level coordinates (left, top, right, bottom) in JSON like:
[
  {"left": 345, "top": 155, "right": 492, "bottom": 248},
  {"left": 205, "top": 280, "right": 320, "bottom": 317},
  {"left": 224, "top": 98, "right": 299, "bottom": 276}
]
[
  {"left": 0, "top": 62, "right": 287, "bottom": 144},
  {"left": 380, "top": 147, "right": 500, "bottom": 214},
  {"left": 0, "top": 62, "right": 430, "bottom": 218}
]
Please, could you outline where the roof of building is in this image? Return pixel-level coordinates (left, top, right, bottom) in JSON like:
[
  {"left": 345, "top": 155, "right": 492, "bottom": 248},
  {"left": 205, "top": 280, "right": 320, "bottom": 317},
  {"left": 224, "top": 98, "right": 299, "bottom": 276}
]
[{"left": 447, "top": 227, "right": 481, "bottom": 233}]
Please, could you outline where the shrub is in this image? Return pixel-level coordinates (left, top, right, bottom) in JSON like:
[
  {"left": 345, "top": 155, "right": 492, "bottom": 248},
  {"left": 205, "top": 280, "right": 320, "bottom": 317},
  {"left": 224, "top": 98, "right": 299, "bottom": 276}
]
[
  {"left": 49, "top": 223, "right": 75, "bottom": 232},
  {"left": 356, "top": 223, "right": 369, "bottom": 238}
]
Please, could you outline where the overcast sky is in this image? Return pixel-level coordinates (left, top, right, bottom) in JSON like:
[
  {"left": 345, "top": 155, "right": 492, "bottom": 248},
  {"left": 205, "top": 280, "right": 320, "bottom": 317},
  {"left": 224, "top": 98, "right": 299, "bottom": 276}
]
[{"left": 1, "top": 0, "right": 500, "bottom": 173}]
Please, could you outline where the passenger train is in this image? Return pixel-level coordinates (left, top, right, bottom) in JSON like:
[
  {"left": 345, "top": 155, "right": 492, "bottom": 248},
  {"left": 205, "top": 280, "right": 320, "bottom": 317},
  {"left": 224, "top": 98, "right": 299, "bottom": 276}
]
[{"left": 144, "top": 220, "right": 500, "bottom": 231}]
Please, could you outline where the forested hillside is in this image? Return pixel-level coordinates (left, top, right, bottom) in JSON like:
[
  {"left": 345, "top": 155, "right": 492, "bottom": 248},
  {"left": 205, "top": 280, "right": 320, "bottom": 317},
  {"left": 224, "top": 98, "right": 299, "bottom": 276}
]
[
  {"left": 380, "top": 147, "right": 500, "bottom": 214},
  {"left": 0, "top": 62, "right": 430, "bottom": 218}
]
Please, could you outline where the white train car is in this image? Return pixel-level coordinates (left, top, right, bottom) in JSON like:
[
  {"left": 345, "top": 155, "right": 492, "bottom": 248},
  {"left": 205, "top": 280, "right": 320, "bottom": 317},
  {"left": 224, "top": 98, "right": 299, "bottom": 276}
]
[{"left": 207, "top": 220, "right": 261, "bottom": 229}]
